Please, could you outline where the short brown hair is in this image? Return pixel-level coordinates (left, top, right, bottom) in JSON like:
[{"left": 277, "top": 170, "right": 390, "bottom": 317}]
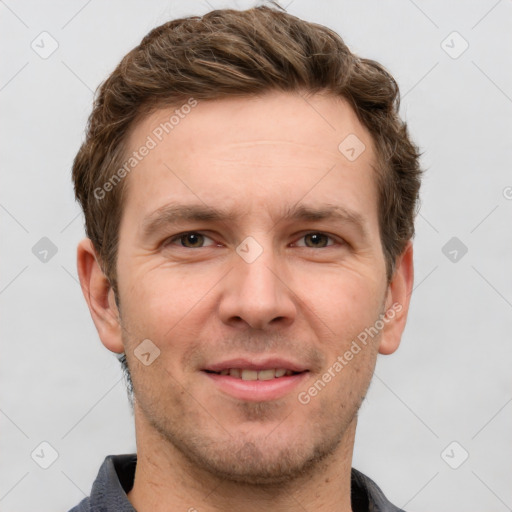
[{"left": 72, "top": 2, "right": 422, "bottom": 294}]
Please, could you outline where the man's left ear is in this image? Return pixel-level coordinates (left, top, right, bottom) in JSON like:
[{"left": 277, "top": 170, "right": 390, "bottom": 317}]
[{"left": 378, "top": 241, "right": 414, "bottom": 355}]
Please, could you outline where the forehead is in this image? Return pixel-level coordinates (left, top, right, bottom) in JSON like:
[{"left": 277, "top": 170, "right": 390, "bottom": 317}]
[{"left": 121, "top": 91, "right": 378, "bottom": 226}]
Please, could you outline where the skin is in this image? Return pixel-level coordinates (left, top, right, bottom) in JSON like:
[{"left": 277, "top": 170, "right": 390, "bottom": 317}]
[{"left": 77, "top": 90, "right": 414, "bottom": 512}]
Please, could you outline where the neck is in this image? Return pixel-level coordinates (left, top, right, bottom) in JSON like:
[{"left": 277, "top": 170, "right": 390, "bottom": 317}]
[{"left": 127, "top": 407, "right": 357, "bottom": 512}]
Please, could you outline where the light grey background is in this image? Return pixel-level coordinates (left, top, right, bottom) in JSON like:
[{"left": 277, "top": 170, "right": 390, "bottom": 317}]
[{"left": 1, "top": 1, "right": 511, "bottom": 511}]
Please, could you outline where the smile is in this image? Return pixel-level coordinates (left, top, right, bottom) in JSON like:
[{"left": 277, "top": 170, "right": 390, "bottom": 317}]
[{"left": 205, "top": 368, "right": 298, "bottom": 380}]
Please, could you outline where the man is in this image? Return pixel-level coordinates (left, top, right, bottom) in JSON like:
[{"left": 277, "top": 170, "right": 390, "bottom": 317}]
[{"left": 70, "top": 3, "right": 421, "bottom": 511}]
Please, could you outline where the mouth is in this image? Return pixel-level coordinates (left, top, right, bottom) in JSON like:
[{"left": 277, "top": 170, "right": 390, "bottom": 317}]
[
  {"left": 203, "top": 368, "right": 301, "bottom": 380},
  {"left": 201, "top": 358, "right": 310, "bottom": 401}
]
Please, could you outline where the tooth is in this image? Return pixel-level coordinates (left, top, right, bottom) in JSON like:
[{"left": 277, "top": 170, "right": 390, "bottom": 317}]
[
  {"left": 229, "top": 368, "right": 240, "bottom": 378},
  {"left": 285, "top": 370, "right": 293, "bottom": 376},
  {"left": 275, "top": 369, "right": 286, "bottom": 377},
  {"left": 241, "top": 369, "right": 258, "bottom": 381},
  {"left": 258, "top": 369, "right": 276, "bottom": 380},
  {"left": 220, "top": 369, "right": 229, "bottom": 376}
]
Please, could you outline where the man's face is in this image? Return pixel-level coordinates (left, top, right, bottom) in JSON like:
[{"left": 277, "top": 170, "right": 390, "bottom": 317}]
[{"left": 112, "top": 91, "right": 397, "bottom": 483}]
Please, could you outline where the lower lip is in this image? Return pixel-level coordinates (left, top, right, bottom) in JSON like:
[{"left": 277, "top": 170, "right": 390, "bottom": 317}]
[{"left": 202, "top": 371, "right": 309, "bottom": 402}]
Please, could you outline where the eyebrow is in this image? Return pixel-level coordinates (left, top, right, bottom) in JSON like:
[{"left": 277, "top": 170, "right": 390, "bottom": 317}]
[{"left": 140, "top": 202, "right": 368, "bottom": 239}]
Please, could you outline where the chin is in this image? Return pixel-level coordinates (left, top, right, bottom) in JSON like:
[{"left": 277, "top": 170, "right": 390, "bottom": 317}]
[
  {"left": 203, "top": 441, "right": 336, "bottom": 485},
  {"left": 154, "top": 417, "right": 346, "bottom": 486}
]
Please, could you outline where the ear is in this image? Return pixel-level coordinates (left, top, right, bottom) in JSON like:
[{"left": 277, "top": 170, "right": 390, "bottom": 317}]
[
  {"left": 378, "top": 241, "right": 414, "bottom": 355},
  {"left": 76, "top": 238, "right": 124, "bottom": 354}
]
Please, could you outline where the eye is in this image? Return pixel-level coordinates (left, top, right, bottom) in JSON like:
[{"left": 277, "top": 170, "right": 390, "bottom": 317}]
[
  {"left": 165, "top": 231, "right": 340, "bottom": 250},
  {"left": 294, "top": 232, "right": 337, "bottom": 248},
  {"left": 167, "top": 232, "right": 216, "bottom": 248}
]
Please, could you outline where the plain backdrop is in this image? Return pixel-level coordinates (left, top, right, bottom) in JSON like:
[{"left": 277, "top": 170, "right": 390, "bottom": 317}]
[{"left": 1, "top": 1, "right": 511, "bottom": 511}]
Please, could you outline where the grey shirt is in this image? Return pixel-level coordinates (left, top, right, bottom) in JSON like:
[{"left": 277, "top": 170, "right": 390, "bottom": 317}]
[{"left": 68, "top": 454, "right": 406, "bottom": 512}]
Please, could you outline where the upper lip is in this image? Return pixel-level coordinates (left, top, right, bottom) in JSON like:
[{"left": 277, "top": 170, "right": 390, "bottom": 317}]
[{"left": 202, "top": 357, "right": 309, "bottom": 373}]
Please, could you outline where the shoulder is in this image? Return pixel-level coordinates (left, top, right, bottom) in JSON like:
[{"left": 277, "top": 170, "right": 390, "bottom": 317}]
[
  {"left": 67, "top": 497, "right": 90, "bottom": 512},
  {"left": 66, "top": 454, "right": 137, "bottom": 512}
]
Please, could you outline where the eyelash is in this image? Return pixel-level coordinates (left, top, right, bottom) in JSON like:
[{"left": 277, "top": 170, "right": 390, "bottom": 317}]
[{"left": 164, "top": 231, "right": 342, "bottom": 249}]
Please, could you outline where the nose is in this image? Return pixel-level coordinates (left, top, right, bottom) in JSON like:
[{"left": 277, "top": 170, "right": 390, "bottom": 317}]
[{"left": 218, "top": 243, "right": 297, "bottom": 331}]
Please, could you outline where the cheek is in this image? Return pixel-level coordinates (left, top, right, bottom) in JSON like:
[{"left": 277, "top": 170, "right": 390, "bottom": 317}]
[
  {"left": 120, "top": 262, "right": 216, "bottom": 334},
  {"left": 299, "top": 268, "right": 385, "bottom": 331}
]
